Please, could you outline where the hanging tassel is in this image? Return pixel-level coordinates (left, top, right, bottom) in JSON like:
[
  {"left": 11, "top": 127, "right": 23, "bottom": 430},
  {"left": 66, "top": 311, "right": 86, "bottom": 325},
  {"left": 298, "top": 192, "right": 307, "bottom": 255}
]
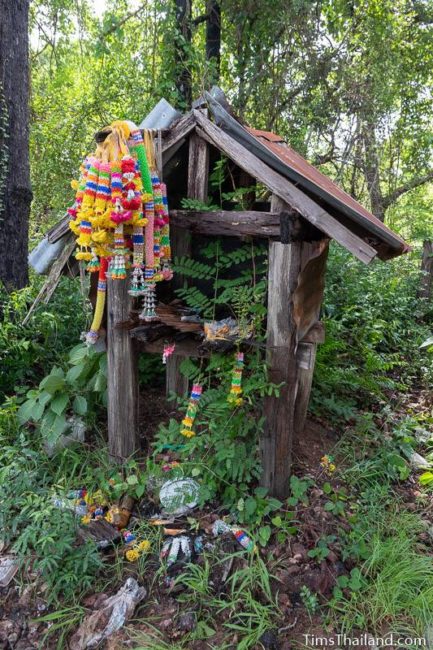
[
  {"left": 139, "top": 283, "right": 158, "bottom": 321},
  {"left": 110, "top": 223, "right": 127, "bottom": 280},
  {"left": 181, "top": 384, "right": 203, "bottom": 438},
  {"left": 228, "top": 352, "right": 244, "bottom": 407},
  {"left": 86, "top": 258, "right": 108, "bottom": 344}
]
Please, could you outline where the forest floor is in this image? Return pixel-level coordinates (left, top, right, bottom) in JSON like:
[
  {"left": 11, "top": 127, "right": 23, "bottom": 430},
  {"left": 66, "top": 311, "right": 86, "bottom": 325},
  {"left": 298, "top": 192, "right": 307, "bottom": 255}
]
[{"left": 1, "top": 382, "right": 432, "bottom": 650}]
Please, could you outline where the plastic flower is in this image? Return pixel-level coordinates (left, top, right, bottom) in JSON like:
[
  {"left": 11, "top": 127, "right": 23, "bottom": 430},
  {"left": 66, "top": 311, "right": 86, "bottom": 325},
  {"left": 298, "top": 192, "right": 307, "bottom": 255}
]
[
  {"left": 320, "top": 455, "right": 336, "bottom": 473},
  {"left": 125, "top": 548, "right": 139, "bottom": 562},
  {"left": 181, "top": 428, "right": 195, "bottom": 438}
]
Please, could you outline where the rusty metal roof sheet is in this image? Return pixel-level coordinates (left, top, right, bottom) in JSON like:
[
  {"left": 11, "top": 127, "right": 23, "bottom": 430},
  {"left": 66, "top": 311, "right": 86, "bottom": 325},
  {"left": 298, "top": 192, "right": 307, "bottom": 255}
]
[{"left": 205, "top": 92, "right": 408, "bottom": 259}]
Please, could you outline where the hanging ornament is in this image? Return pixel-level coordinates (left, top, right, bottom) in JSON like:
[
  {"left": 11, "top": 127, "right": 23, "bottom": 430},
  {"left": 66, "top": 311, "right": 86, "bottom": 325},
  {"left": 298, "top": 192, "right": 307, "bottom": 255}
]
[
  {"left": 86, "top": 257, "right": 108, "bottom": 344},
  {"left": 228, "top": 352, "right": 244, "bottom": 407},
  {"left": 67, "top": 120, "right": 173, "bottom": 343},
  {"left": 181, "top": 384, "right": 203, "bottom": 438},
  {"left": 162, "top": 342, "right": 176, "bottom": 364}
]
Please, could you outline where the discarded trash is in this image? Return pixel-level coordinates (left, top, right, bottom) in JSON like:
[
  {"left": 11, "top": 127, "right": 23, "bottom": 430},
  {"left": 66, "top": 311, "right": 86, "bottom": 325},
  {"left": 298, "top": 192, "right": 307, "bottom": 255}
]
[
  {"left": 161, "top": 535, "right": 191, "bottom": 567},
  {"left": 159, "top": 478, "right": 200, "bottom": 516},
  {"left": 122, "top": 530, "right": 151, "bottom": 562},
  {"left": 71, "top": 577, "right": 146, "bottom": 649},
  {"left": 164, "top": 527, "right": 187, "bottom": 536},
  {"left": 105, "top": 495, "right": 134, "bottom": 529},
  {"left": 77, "top": 519, "right": 121, "bottom": 550},
  {"left": 44, "top": 416, "right": 86, "bottom": 456},
  {"left": 0, "top": 557, "right": 18, "bottom": 587},
  {"left": 213, "top": 519, "right": 255, "bottom": 552}
]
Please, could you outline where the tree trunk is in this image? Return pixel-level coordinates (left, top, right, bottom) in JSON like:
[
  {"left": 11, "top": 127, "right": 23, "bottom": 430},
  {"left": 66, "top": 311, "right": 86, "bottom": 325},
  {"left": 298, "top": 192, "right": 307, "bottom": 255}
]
[
  {"left": 418, "top": 240, "right": 433, "bottom": 303},
  {"left": 206, "top": 0, "right": 221, "bottom": 84},
  {"left": 362, "top": 122, "right": 385, "bottom": 222},
  {"left": 0, "top": 0, "right": 32, "bottom": 290},
  {"left": 174, "top": 0, "right": 192, "bottom": 108}
]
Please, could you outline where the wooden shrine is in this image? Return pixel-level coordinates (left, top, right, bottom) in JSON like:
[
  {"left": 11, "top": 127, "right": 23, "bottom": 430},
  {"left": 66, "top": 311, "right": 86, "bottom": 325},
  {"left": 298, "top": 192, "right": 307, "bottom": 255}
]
[
  {"left": 31, "top": 94, "right": 407, "bottom": 498},
  {"left": 103, "top": 98, "right": 407, "bottom": 499}
]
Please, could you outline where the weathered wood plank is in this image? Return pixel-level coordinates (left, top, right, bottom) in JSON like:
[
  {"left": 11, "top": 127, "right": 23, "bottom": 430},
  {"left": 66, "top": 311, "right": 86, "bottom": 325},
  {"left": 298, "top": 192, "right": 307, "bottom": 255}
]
[
  {"left": 193, "top": 112, "right": 377, "bottom": 264},
  {"left": 166, "top": 127, "right": 209, "bottom": 399},
  {"left": 107, "top": 275, "right": 139, "bottom": 461},
  {"left": 187, "top": 133, "right": 209, "bottom": 201},
  {"left": 261, "top": 196, "right": 302, "bottom": 498},
  {"left": 295, "top": 341, "right": 317, "bottom": 437},
  {"left": 47, "top": 215, "right": 70, "bottom": 243},
  {"left": 161, "top": 111, "right": 197, "bottom": 165},
  {"left": 170, "top": 209, "right": 281, "bottom": 238},
  {"left": 22, "top": 233, "right": 76, "bottom": 326}
]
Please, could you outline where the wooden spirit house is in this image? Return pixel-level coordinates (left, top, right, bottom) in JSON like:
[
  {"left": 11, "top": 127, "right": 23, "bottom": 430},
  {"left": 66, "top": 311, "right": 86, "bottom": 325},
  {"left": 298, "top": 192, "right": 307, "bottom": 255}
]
[{"left": 33, "top": 92, "right": 408, "bottom": 498}]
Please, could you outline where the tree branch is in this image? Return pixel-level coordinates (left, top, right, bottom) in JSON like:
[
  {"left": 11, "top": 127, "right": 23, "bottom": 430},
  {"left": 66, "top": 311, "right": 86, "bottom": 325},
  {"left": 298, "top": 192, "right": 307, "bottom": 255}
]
[{"left": 383, "top": 170, "right": 433, "bottom": 209}]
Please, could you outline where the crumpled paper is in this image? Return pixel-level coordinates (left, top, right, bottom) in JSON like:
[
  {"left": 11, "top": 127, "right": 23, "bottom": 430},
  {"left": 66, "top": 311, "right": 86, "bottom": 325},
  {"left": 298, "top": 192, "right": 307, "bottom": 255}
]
[{"left": 71, "top": 577, "right": 146, "bottom": 649}]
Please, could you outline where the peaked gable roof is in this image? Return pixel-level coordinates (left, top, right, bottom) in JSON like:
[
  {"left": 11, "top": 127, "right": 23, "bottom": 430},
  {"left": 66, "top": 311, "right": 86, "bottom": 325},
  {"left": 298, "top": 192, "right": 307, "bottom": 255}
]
[{"left": 203, "top": 92, "right": 408, "bottom": 261}]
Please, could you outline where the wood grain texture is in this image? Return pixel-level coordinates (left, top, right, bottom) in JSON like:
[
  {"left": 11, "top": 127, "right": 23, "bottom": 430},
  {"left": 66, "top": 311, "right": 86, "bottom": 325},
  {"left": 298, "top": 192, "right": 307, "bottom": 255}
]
[
  {"left": 170, "top": 209, "right": 281, "bottom": 238},
  {"left": 187, "top": 133, "right": 209, "bottom": 202},
  {"left": 193, "top": 111, "right": 377, "bottom": 264},
  {"left": 295, "top": 342, "right": 317, "bottom": 437},
  {"left": 260, "top": 197, "right": 302, "bottom": 498},
  {"left": 161, "top": 111, "right": 196, "bottom": 165},
  {"left": 166, "top": 128, "right": 209, "bottom": 398},
  {"left": 22, "top": 233, "right": 76, "bottom": 326},
  {"left": 107, "top": 275, "right": 139, "bottom": 461}
]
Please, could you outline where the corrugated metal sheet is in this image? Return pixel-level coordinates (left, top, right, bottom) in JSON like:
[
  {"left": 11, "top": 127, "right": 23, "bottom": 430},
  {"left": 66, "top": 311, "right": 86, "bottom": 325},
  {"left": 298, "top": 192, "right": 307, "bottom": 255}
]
[
  {"left": 249, "top": 128, "right": 408, "bottom": 254},
  {"left": 205, "top": 92, "right": 408, "bottom": 258}
]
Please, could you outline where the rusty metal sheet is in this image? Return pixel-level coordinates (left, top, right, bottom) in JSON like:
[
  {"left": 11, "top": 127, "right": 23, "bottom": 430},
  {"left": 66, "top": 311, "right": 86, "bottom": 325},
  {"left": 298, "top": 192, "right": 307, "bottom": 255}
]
[{"left": 205, "top": 92, "right": 408, "bottom": 259}]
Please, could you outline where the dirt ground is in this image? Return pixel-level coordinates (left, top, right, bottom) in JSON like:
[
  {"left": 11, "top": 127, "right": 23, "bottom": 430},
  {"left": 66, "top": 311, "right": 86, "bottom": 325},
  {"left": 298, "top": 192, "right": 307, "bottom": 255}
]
[{"left": 0, "top": 389, "right": 427, "bottom": 650}]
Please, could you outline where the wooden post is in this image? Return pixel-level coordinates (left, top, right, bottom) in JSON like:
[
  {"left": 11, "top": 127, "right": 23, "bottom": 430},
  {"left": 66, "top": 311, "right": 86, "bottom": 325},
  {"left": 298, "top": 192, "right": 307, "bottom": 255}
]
[
  {"left": 295, "top": 342, "right": 318, "bottom": 437},
  {"left": 166, "top": 129, "right": 209, "bottom": 398},
  {"left": 107, "top": 276, "right": 139, "bottom": 461},
  {"left": 261, "top": 197, "right": 302, "bottom": 498}
]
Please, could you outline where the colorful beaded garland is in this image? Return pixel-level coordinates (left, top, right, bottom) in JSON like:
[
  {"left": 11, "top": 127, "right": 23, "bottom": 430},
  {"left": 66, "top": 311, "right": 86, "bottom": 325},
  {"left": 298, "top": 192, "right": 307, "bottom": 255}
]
[
  {"left": 66, "top": 120, "right": 173, "bottom": 343},
  {"left": 228, "top": 352, "right": 244, "bottom": 407},
  {"left": 181, "top": 383, "right": 203, "bottom": 438}
]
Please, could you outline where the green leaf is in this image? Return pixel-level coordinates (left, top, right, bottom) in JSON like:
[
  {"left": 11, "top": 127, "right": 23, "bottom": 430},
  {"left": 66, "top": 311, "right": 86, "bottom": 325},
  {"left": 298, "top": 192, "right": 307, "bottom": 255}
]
[
  {"left": 44, "top": 412, "right": 68, "bottom": 446},
  {"left": 135, "top": 484, "right": 145, "bottom": 498},
  {"left": 191, "top": 467, "right": 201, "bottom": 477},
  {"left": 258, "top": 525, "right": 272, "bottom": 547},
  {"left": 38, "top": 391, "right": 52, "bottom": 408},
  {"left": 245, "top": 497, "right": 257, "bottom": 516},
  {"left": 73, "top": 395, "right": 87, "bottom": 416},
  {"left": 66, "top": 364, "right": 84, "bottom": 384},
  {"left": 40, "top": 373, "right": 65, "bottom": 395},
  {"left": 126, "top": 475, "right": 138, "bottom": 486},
  {"left": 18, "top": 399, "right": 37, "bottom": 424},
  {"left": 69, "top": 344, "right": 89, "bottom": 365},
  {"left": 323, "top": 482, "right": 332, "bottom": 494},
  {"left": 51, "top": 394, "right": 69, "bottom": 416}
]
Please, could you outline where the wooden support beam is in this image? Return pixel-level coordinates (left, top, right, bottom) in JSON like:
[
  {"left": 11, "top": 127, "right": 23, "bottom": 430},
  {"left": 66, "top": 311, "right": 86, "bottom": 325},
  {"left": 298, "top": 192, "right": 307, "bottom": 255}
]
[
  {"left": 107, "top": 276, "right": 139, "bottom": 461},
  {"left": 261, "top": 196, "right": 302, "bottom": 498},
  {"left": 193, "top": 111, "right": 377, "bottom": 264},
  {"left": 170, "top": 209, "right": 280, "bottom": 238},
  {"left": 166, "top": 130, "right": 210, "bottom": 399},
  {"left": 161, "top": 111, "right": 197, "bottom": 165},
  {"left": 169, "top": 209, "right": 324, "bottom": 241},
  {"left": 187, "top": 132, "right": 209, "bottom": 201},
  {"left": 22, "top": 233, "right": 76, "bottom": 326}
]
